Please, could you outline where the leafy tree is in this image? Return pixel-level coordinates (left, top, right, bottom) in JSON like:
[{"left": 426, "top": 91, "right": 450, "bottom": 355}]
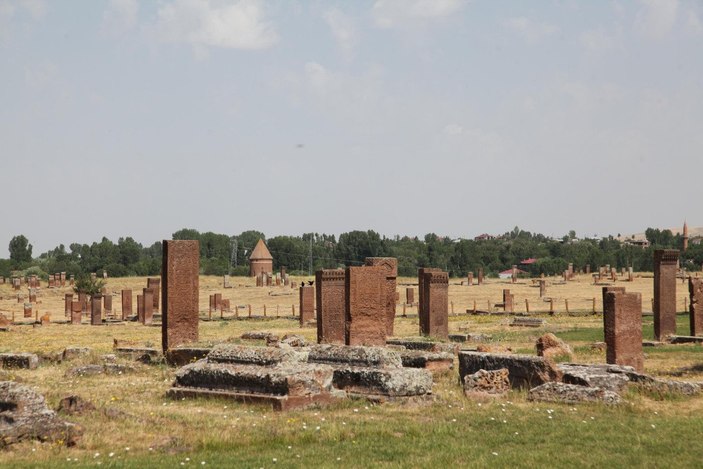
[
  {"left": 73, "top": 274, "right": 106, "bottom": 297},
  {"left": 9, "top": 235, "right": 32, "bottom": 265}
]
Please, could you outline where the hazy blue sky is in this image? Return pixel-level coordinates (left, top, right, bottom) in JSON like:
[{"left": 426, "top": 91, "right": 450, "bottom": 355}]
[{"left": 2, "top": 0, "right": 702, "bottom": 255}]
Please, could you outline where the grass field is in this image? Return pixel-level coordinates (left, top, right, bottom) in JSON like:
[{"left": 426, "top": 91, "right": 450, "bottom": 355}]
[{"left": 1, "top": 274, "right": 702, "bottom": 468}]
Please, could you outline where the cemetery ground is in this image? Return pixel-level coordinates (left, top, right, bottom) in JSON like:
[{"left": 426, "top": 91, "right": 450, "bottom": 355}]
[{"left": 1, "top": 275, "right": 702, "bottom": 467}]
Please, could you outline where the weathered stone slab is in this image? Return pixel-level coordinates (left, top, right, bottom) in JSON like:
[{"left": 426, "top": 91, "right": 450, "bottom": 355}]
[
  {"left": 510, "top": 318, "right": 545, "bottom": 327},
  {"left": 0, "top": 353, "right": 39, "bottom": 369},
  {"left": 463, "top": 368, "right": 510, "bottom": 396},
  {"left": 528, "top": 382, "right": 621, "bottom": 405},
  {"left": 0, "top": 381, "right": 82, "bottom": 447},
  {"left": 385, "top": 338, "right": 458, "bottom": 354},
  {"left": 62, "top": 347, "right": 91, "bottom": 361},
  {"left": 688, "top": 277, "right": 703, "bottom": 336},
  {"left": 603, "top": 289, "right": 643, "bottom": 372},
  {"left": 316, "top": 269, "right": 346, "bottom": 344},
  {"left": 653, "top": 249, "right": 679, "bottom": 340},
  {"left": 345, "top": 266, "right": 386, "bottom": 346},
  {"left": 558, "top": 364, "right": 631, "bottom": 392},
  {"left": 364, "top": 257, "right": 398, "bottom": 336},
  {"left": 121, "top": 289, "right": 132, "bottom": 320},
  {"left": 668, "top": 335, "right": 703, "bottom": 344},
  {"left": 398, "top": 350, "right": 454, "bottom": 372},
  {"left": 420, "top": 270, "right": 448, "bottom": 339},
  {"left": 299, "top": 285, "right": 315, "bottom": 326},
  {"left": 458, "top": 352, "right": 561, "bottom": 389},
  {"left": 162, "top": 240, "right": 200, "bottom": 352},
  {"left": 173, "top": 361, "right": 335, "bottom": 397},
  {"left": 307, "top": 345, "right": 402, "bottom": 368},
  {"left": 331, "top": 367, "right": 432, "bottom": 398},
  {"left": 207, "top": 344, "right": 296, "bottom": 366}
]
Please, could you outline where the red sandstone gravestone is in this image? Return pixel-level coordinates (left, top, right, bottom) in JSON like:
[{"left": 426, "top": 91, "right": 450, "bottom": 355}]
[
  {"left": 137, "top": 294, "right": 144, "bottom": 323},
  {"left": 64, "top": 293, "right": 73, "bottom": 317},
  {"left": 299, "top": 285, "right": 315, "bottom": 327},
  {"left": 104, "top": 295, "right": 112, "bottom": 316},
  {"left": 406, "top": 287, "right": 414, "bottom": 305},
  {"left": 364, "top": 257, "right": 398, "bottom": 336},
  {"left": 418, "top": 267, "right": 442, "bottom": 335},
  {"left": 603, "top": 288, "right": 643, "bottom": 372},
  {"left": 503, "top": 289, "right": 514, "bottom": 313},
  {"left": 162, "top": 240, "right": 200, "bottom": 353},
  {"left": 420, "top": 270, "right": 449, "bottom": 339},
  {"left": 91, "top": 295, "right": 102, "bottom": 325},
  {"left": 316, "top": 269, "right": 346, "bottom": 344},
  {"left": 121, "top": 290, "right": 132, "bottom": 320},
  {"left": 654, "top": 249, "right": 679, "bottom": 340},
  {"left": 345, "top": 265, "right": 385, "bottom": 346},
  {"left": 71, "top": 301, "right": 82, "bottom": 325},
  {"left": 143, "top": 288, "right": 154, "bottom": 326},
  {"left": 147, "top": 278, "right": 160, "bottom": 311}
]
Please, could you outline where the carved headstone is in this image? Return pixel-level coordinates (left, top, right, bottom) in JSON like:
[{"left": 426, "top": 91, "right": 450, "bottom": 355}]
[
  {"left": 603, "top": 289, "right": 643, "bottom": 372},
  {"left": 420, "top": 270, "right": 449, "bottom": 339},
  {"left": 653, "top": 249, "right": 679, "bottom": 340},
  {"left": 143, "top": 288, "right": 154, "bottom": 325},
  {"left": 147, "top": 278, "right": 160, "bottom": 311},
  {"left": 406, "top": 287, "right": 414, "bottom": 305},
  {"left": 91, "top": 295, "right": 102, "bottom": 325},
  {"left": 688, "top": 277, "right": 703, "bottom": 336},
  {"left": 162, "top": 240, "right": 200, "bottom": 353},
  {"left": 121, "top": 290, "right": 132, "bottom": 320},
  {"left": 299, "top": 285, "right": 315, "bottom": 326},
  {"left": 315, "top": 269, "right": 346, "bottom": 344},
  {"left": 364, "top": 257, "right": 398, "bottom": 336},
  {"left": 345, "top": 265, "right": 385, "bottom": 346}
]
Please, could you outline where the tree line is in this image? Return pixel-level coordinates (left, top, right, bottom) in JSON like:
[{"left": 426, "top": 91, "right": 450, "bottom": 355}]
[{"left": 1, "top": 227, "right": 700, "bottom": 280}]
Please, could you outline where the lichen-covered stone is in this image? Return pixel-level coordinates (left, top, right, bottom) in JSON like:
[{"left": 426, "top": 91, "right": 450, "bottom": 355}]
[
  {"left": 308, "top": 345, "right": 402, "bottom": 368},
  {"left": 62, "top": 347, "right": 91, "bottom": 361},
  {"left": 165, "top": 347, "right": 211, "bottom": 366},
  {"left": 241, "top": 331, "right": 276, "bottom": 340},
  {"left": 463, "top": 368, "right": 510, "bottom": 396},
  {"left": 65, "top": 364, "right": 135, "bottom": 377},
  {"left": 558, "top": 364, "right": 631, "bottom": 392},
  {"left": 173, "top": 361, "right": 334, "bottom": 397},
  {"left": 207, "top": 344, "right": 297, "bottom": 366},
  {"left": 0, "top": 381, "right": 82, "bottom": 447},
  {"left": 332, "top": 367, "right": 432, "bottom": 397},
  {"left": 528, "top": 382, "right": 621, "bottom": 405},
  {"left": 57, "top": 395, "right": 95, "bottom": 415},
  {"left": 459, "top": 352, "right": 561, "bottom": 389}
]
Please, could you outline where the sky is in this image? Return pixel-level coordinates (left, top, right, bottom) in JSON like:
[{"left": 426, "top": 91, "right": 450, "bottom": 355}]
[{"left": 1, "top": 0, "right": 702, "bottom": 255}]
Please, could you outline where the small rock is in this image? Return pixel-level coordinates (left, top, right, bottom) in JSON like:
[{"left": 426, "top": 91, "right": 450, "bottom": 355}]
[
  {"left": 476, "top": 344, "right": 513, "bottom": 354},
  {"left": 57, "top": 395, "right": 95, "bottom": 415},
  {"left": 535, "top": 333, "right": 573, "bottom": 361},
  {"left": 280, "top": 334, "right": 308, "bottom": 347},
  {"left": 0, "top": 353, "right": 39, "bottom": 370},
  {"left": 62, "top": 347, "right": 91, "bottom": 361}
]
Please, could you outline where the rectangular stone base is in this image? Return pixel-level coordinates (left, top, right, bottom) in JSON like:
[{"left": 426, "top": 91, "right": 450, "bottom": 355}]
[{"left": 166, "top": 387, "right": 340, "bottom": 411}]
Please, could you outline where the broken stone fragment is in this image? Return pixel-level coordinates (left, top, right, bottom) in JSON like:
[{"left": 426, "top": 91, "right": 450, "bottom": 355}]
[
  {"left": 307, "top": 345, "right": 402, "bottom": 368},
  {"left": 535, "top": 333, "right": 573, "bottom": 361},
  {"left": 463, "top": 368, "right": 510, "bottom": 397},
  {"left": 458, "top": 352, "right": 561, "bottom": 389},
  {"left": 0, "top": 381, "right": 82, "bottom": 447},
  {"left": 528, "top": 382, "right": 622, "bottom": 405},
  {"left": 0, "top": 353, "right": 39, "bottom": 370}
]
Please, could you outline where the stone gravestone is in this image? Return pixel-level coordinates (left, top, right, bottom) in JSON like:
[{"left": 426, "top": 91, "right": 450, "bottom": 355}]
[
  {"left": 418, "top": 267, "right": 442, "bottom": 334},
  {"left": 420, "top": 270, "right": 449, "bottom": 339},
  {"left": 345, "top": 265, "right": 385, "bottom": 346},
  {"left": 91, "top": 295, "right": 102, "bottom": 325},
  {"left": 23, "top": 303, "right": 32, "bottom": 318},
  {"left": 214, "top": 293, "right": 222, "bottom": 311},
  {"left": 503, "top": 289, "right": 514, "bottom": 313},
  {"left": 364, "top": 257, "right": 398, "bottom": 336},
  {"left": 121, "top": 290, "right": 132, "bottom": 320},
  {"left": 688, "top": 277, "right": 703, "bottom": 336},
  {"left": 406, "top": 287, "right": 414, "bottom": 305},
  {"left": 299, "top": 285, "right": 315, "bottom": 326},
  {"left": 71, "top": 301, "right": 82, "bottom": 325},
  {"left": 539, "top": 280, "right": 546, "bottom": 298},
  {"left": 40, "top": 313, "right": 50, "bottom": 326},
  {"left": 28, "top": 289, "right": 36, "bottom": 303},
  {"left": 64, "top": 293, "right": 73, "bottom": 317},
  {"left": 61, "top": 272, "right": 66, "bottom": 286},
  {"left": 143, "top": 288, "right": 154, "bottom": 325},
  {"left": 653, "top": 249, "right": 679, "bottom": 340},
  {"left": 161, "top": 240, "right": 200, "bottom": 353},
  {"left": 511, "top": 265, "right": 518, "bottom": 283},
  {"left": 137, "top": 294, "right": 144, "bottom": 323},
  {"left": 104, "top": 295, "right": 112, "bottom": 316},
  {"left": 603, "top": 288, "right": 643, "bottom": 372},
  {"left": 315, "top": 269, "right": 346, "bottom": 344},
  {"left": 223, "top": 275, "right": 231, "bottom": 289},
  {"left": 147, "top": 278, "right": 160, "bottom": 312},
  {"left": 477, "top": 268, "right": 484, "bottom": 285},
  {"left": 467, "top": 272, "right": 473, "bottom": 286}
]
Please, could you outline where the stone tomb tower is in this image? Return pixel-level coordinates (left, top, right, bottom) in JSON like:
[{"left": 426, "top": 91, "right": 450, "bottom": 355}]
[{"left": 249, "top": 239, "right": 274, "bottom": 278}]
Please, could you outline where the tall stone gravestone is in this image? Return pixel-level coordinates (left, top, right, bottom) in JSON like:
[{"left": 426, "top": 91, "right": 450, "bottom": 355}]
[
  {"left": 147, "top": 278, "right": 160, "bottom": 312},
  {"left": 162, "top": 240, "right": 200, "bottom": 353},
  {"left": 603, "top": 288, "right": 643, "bottom": 372},
  {"left": 91, "top": 295, "right": 102, "bottom": 325},
  {"left": 121, "top": 290, "right": 132, "bottom": 320},
  {"left": 364, "top": 257, "right": 398, "bottom": 336},
  {"left": 315, "top": 269, "right": 346, "bottom": 344},
  {"left": 299, "top": 285, "right": 315, "bottom": 326},
  {"left": 653, "top": 249, "right": 679, "bottom": 340},
  {"left": 418, "top": 267, "right": 442, "bottom": 335},
  {"left": 345, "top": 265, "right": 385, "bottom": 346},
  {"left": 143, "top": 288, "right": 154, "bottom": 325},
  {"left": 420, "top": 270, "right": 448, "bottom": 339}
]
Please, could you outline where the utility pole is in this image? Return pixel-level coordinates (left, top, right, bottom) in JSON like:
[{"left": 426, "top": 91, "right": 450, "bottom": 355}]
[{"left": 229, "top": 237, "right": 238, "bottom": 275}]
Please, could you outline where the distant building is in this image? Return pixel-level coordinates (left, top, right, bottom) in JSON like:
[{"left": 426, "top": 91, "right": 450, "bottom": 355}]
[
  {"left": 474, "top": 233, "right": 495, "bottom": 241},
  {"left": 498, "top": 268, "right": 527, "bottom": 279},
  {"left": 249, "top": 239, "right": 273, "bottom": 277},
  {"left": 623, "top": 238, "right": 650, "bottom": 248}
]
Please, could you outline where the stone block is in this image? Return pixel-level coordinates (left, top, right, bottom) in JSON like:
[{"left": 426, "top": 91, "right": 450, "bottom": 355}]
[{"left": 162, "top": 240, "right": 200, "bottom": 352}]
